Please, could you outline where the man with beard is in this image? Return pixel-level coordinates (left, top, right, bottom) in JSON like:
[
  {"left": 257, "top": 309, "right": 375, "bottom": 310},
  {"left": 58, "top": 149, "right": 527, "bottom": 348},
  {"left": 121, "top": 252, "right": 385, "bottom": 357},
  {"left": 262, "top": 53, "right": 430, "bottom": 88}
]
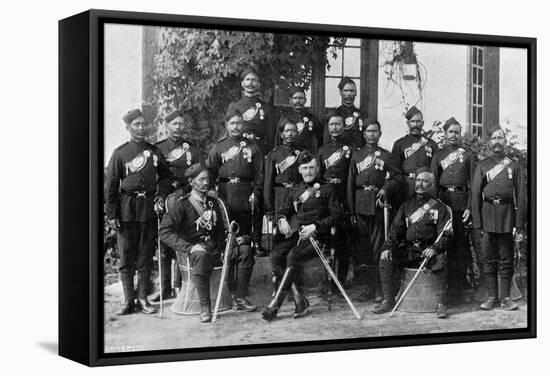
[
  {"left": 264, "top": 118, "right": 304, "bottom": 292},
  {"left": 347, "top": 119, "right": 402, "bottom": 302},
  {"left": 277, "top": 87, "right": 323, "bottom": 153},
  {"left": 373, "top": 168, "right": 452, "bottom": 319},
  {"left": 471, "top": 125, "right": 526, "bottom": 310},
  {"left": 159, "top": 164, "right": 256, "bottom": 322},
  {"left": 227, "top": 66, "right": 275, "bottom": 155},
  {"left": 390, "top": 106, "right": 438, "bottom": 199},
  {"left": 261, "top": 151, "right": 343, "bottom": 321},
  {"left": 431, "top": 117, "right": 477, "bottom": 304},
  {"left": 206, "top": 108, "right": 263, "bottom": 311},
  {"left": 318, "top": 111, "right": 354, "bottom": 285},
  {"left": 152, "top": 109, "right": 205, "bottom": 301},
  {"left": 323, "top": 77, "right": 364, "bottom": 148},
  {"left": 105, "top": 109, "right": 172, "bottom": 315}
]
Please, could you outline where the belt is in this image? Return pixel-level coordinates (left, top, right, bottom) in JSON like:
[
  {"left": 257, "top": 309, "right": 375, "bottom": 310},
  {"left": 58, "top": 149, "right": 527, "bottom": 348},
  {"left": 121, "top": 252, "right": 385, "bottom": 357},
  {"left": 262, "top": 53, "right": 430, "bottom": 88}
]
[
  {"left": 274, "top": 182, "right": 296, "bottom": 188},
  {"left": 483, "top": 196, "right": 513, "bottom": 205},
  {"left": 325, "top": 178, "right": 343, "bottom": 184},
  {"left": 407, "top": 240, "right": 429, "bottom": 249},
  {"left": 440, "top": 185, "right": 468, "bottom": 192},
  {"left": 219, "top": 177, "right": 253, "bottom": 184},
  {"left": 357, "top": 185, "right": 379, "bottom": 191},
  {"left": 121, "top": 190, "right": 155, "bottom": 198}
]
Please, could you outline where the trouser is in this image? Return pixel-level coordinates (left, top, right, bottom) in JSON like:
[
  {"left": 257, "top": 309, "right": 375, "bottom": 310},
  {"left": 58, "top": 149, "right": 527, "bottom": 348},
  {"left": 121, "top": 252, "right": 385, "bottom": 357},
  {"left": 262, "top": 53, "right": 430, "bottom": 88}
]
[
  {"left": 187, "top": 243, "right": 255, "bottom": 300},
  {"left": 447, "top": 213, "right": 472, "bottom": 296},
  {"left": 159, "top": 243, "right": 182, "bottom": 292},
  {"left": 379, "top": 246, "right": 448, "bottom": 304},
  {"left": 118, "top": 221, "right": 156, "bottom": 301},
  {"left": 354, "top": 213, "right": 384, "bottom": 290},
  {"left": 482, "top": 232, "right": 514, "bottom": 298}
]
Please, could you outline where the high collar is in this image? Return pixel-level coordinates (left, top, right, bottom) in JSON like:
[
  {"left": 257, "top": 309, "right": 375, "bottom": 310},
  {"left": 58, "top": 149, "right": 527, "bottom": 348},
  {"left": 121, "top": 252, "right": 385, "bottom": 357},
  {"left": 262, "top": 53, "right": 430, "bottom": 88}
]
[
  {"left": 130, "top": 139, "right": 147, "bottom": 146},
  {"left": 414, "top": 193, "right": 433, "bottom": 202},
  {"left": 190, "top": 189, "right": 206, "bottom": 203}
]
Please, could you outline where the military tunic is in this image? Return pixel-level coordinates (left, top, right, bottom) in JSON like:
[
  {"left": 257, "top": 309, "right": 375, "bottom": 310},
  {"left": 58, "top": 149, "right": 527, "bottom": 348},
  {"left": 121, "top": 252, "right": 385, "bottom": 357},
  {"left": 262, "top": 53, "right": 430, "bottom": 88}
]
[
  {"left": 431, "top": 145, "right": 477, "bottom": 296},
  {"left": 379, "top": 194, "right": 452, "bottom": 304},
  {"left": 155, "top": 137, "right": 204, "bottom": 192},
  {"left": 323, "top": 105, "right": 364, "bottom": 148},
  {"left": 277, "top": 109, "right": 323, "bottom": 153},
  {"left": 471, "top": 154, "right": 526, "bottom": 297},
  {"left": 390, "top": 134, "right": 438, "bottom": 199},
  {"left": 227, "top": 95, "right": 275, "bottom": 155},
  {"left": 347, "top": 144, "right": 402, "bottom": 265}
]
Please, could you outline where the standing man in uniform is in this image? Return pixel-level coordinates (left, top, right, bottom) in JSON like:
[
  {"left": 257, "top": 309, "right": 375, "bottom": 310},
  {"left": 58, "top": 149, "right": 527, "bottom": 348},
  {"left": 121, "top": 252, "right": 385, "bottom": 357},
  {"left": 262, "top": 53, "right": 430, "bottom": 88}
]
[
  {"left": 431, "top": 117, "right": 477, "bottom": 303},
  {"left": 277, "top": 87, "right": 323, "bottom": 153},
  {"left": 261, "top": 151, "right": 343, "bottom": 321},
  {"left": 373, "top": 168, "right": 452, "bottom": 318},
  {"left": 206, "top": 108, "right": 263, "bottom": 310},
  {"left": 323, "top": 77, "right": 364, "bottom": 148},
  {"left": 151, "top": 109, "right": 205, "bottom": 301},
  {"left": 318, "top": 111, "right": 354, "bottom": 285},
  {"left": 471, "top": 125, "right": 526, "bottom": 310},
  {"left": 390, "top": 106, "right": 438, "bottom": 199},
  {"left": 105, "top": 109, "right": 172, "bottom": 315},
  {"left": 159, "top": 164, "right": 257, "bottom": 322},
  {"left": 227, "top": 66, "right": 275, "bottom": 155},
  {"left": 347, "top": 119, "right": 402, "bottom": 302},
  {"left": 264, "top": 118, "right": 304, "bottom": 293}
]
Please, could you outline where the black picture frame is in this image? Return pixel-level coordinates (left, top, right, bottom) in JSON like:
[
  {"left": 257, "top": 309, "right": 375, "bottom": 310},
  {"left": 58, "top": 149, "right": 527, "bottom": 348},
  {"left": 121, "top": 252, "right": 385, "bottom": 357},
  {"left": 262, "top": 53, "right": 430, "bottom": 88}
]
[{"left": 59, "top": 8, "right": 537, "bottom": 367}]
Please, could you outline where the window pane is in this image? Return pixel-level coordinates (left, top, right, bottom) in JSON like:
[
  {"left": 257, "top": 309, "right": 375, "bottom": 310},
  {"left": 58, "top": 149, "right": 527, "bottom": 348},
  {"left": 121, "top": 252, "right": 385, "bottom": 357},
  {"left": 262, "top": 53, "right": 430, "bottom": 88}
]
[
  {"left": 478, "top": 48, "right": 483, "bottom": 66},
  {"left": 326, "top": 77, "right": 342, "bottom": 107},
  {"left": 346, "top": 38, "right": 362, "bottom": 47},
  {"left": 478, "top": 68, "right": 483, "bottom": 85},
  {"left": 343, "top": 47, "right": 361, "bottom": 77},
  {"left": 472, "top": 106, "right": 477, "bottom": 123},
  {"left": 473, "top": 48, "right": 477, "bottom": 65},
  {"left": 478, "top": 107, "right": 483, "bottom": 124},
  {"left": 478, "top": 87, "right": 483, "bottom": 105},
  {"left": 326, "top": 48, "right": 342, "bottom": 76},
  {"left": 473, "top": 67, "right": 478, "bottom": 85},
  {"left": 473, "top": 86, "right": 477, "bottom": 104}
]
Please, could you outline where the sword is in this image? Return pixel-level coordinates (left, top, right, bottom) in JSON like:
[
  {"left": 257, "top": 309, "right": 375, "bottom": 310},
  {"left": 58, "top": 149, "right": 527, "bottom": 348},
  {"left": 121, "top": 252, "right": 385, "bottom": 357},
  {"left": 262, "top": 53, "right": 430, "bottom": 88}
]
[{"left": 157, "top": 215, "right": 164, "bottom": 319}]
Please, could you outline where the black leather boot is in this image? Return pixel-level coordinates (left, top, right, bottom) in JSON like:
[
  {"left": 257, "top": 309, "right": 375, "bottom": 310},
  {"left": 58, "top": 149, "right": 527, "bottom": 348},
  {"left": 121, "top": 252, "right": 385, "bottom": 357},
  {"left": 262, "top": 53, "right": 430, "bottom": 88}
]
[
  {"left": 436, "top": 303, "right": 448, "bottom": 319},
  {"left": 231, "top": 267, "right": 257, "bottom": 311},
  {"left": 136, "top": 298, "right": 157, "bottom": 314},
  {"left": 480, "top": 297, "right": 499, "bottom": 310},
  {"left": 116, "top": 300, "right": 136, "bottom": 315},
  {"left": 117, "top": 271, "right": 136, "bottom": 315},
  {"left": 261, "top": 267, "right": 293, "bottom": 321},
  {"left": 292, "top": 284, "right": 309, "bottom": 319},
  {"left": 372, "top": 299, "right": 395, "bottom": 314},
  {"left": 194, "top": 275, "right": 212, "bottom": 323}
]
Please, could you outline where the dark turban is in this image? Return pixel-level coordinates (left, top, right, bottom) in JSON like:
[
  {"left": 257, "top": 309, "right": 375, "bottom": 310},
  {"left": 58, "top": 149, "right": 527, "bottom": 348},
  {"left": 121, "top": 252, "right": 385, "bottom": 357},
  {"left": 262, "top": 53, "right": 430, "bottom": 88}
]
[
  {"left": 405, "top": 106, "right": 422, "bottom": 120},
  {"left": 122, "top": 109, "right": 144, "bottom": 124}
]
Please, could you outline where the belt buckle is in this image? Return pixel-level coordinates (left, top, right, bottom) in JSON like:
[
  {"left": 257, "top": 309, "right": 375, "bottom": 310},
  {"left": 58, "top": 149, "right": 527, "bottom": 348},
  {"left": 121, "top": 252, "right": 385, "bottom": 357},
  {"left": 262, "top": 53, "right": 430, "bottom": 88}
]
[
  {"left": 447, "top": 186, "right": 456, "bottom": 192},
  {"left": 408, "top": 173, "right": 416, "bottom": 179},
  {"left": 136, "top": 191, "right": 147, "bottom": 198},
  {"left": 283, "top": 182, "right": 293, "bottom": 188},
  {"left": 412, "top": 240, "right": 422, "bottom": 248},
  {"left": 229, "top": 177, "right": 240, "bottom": 184},
  {"left": 493, "top": 197, "right": 501, "bottom": 205}
]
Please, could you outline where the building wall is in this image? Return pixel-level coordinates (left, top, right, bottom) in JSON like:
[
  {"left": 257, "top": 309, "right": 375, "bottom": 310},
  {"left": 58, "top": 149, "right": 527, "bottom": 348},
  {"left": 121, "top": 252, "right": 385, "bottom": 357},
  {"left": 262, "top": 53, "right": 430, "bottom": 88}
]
[{"left": 104, "top": 24, "right": 143, "bottom": 165}]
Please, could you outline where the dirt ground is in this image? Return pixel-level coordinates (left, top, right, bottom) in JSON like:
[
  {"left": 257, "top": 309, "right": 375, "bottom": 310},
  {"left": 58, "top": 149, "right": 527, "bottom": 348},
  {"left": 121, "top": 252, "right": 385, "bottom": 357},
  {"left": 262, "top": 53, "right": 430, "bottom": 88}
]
[{"left": 103, "top": 264, "right": 528, "bottom": 353}]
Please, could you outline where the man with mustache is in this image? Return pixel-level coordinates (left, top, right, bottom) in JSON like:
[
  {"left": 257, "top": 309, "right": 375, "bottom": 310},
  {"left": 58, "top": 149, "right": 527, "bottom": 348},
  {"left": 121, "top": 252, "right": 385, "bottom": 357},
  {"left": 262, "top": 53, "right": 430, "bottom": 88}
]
[
  {"left": 105, "top": 109, "right": 173, "bottom": 315},
  {"left": 206, "top": 108, "right": 263, "bottom": 312},
  {"left": 159, "top": 164, "right": 256, "bottom": 322},
  {"left": 347, "top": 119, "right": 402, "bottom": 302},
  {"left": 318, "top": 111, "right": 354, "bottom": 286},
  {"left": 227, "top": 66, "right": 275, "bottom": 155},
  {"left": 390, "top": 106, "right": 438, "bottom": 199},
  {"left": 323, "top": 77, "right": 364, "bottom": 148},
  {"left": 152, "top": 109, "right": 205, "bottom": 301},
  {"left": 471, "top": 125, "right": 526, "bottom": 310},
  {"left": 261, "top": 151, "right": 343, "bottom": 321},
  {"left": 373, "top": 168, "right": 452, "bottom": 319},
  {"left": 277, "top": 87, "right": 323, "bottom": 153},
  {"left": 431, "top": 117, "right": 477, "bottom": 304}
]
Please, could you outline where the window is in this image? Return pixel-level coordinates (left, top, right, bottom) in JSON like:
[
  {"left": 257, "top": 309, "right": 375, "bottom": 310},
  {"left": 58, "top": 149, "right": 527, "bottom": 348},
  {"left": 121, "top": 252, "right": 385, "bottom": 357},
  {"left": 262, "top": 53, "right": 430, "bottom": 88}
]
[
  {"left": 471, "top": 46, "right": 484, "bottom": 138},
  {"left": 325, "top": 38, "right": 362, "bottom": 108}
]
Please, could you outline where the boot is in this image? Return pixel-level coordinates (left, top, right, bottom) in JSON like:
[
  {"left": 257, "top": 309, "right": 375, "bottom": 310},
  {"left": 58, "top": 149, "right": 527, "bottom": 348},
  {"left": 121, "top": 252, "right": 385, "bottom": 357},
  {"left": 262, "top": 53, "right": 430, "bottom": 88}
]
[
  {"left": 116, "top": 300, "right": 135, "bottom": 315},
  {"left": 292, "top": 284, "right": 309, "bottom": 319},
  {"left": 480, "top": 297, "right": 499, "bottom": 310},
  {"left": 232, "top": 296, "right": 257, "bottom": 312},
  {"left": 232, "top": 267, "right": 257, "bottom": 311},
  {"left": 500, "top": 297, "right": 519, "bottom": 310},
  {"left": 374, "top": 289, "right": 384, "bottom": 303},
  {"left": 261, "top": 267, "right": 293, "bottom": 321},
  {"left": 136, "top": 298, "right": 157, "bottom": 314},
  {"left": 117, "top": 271, "right": 136, "bottom": 315},
  {"left": 372, "top": 299, "right": 395, "bottom": 314},
  {"left": 436, "top": 303, "right": 448, "bottom": 319},
  {"left": 194, "top": 274, "right": 212, "bottom": 323},
  {"left": 271, "top": 273, "right": 279, "bottom": 297}
]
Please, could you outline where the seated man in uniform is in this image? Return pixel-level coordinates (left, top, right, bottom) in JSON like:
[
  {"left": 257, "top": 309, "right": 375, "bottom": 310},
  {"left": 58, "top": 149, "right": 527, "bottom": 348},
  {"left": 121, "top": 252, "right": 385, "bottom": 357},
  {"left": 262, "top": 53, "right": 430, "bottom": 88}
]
[
  {"left": 159, "top": 164, "right": 256, "bottom": 323},
  {"left": 261, "top": 151, "right": 343, "bottom": 321},
  {"left": 374, "top": 168, "right": 452, "bottom": 319}
]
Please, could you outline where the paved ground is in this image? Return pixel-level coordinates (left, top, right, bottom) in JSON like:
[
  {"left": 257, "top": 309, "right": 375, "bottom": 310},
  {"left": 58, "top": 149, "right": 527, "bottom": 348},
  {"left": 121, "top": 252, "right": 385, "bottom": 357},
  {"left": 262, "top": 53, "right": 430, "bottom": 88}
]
[{"left": 103, "top": 272, "right": 528, "bottom": 353}]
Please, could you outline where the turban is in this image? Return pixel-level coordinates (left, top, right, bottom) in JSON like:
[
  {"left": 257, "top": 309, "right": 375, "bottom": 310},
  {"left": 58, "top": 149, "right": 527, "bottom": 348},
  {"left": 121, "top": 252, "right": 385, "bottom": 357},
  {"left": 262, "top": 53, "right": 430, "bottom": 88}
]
[
  {"left": 405, "top": 106, "right": 422, "bottom": 120},
  {"left": 122, "top": 109, "right": 144, "bottom": 124},
  {"left": 443, "top": 117, "right": 460, "bottom": 131},
  {"left": 184, "top": 163, "right": 208, "bottom": 179}
]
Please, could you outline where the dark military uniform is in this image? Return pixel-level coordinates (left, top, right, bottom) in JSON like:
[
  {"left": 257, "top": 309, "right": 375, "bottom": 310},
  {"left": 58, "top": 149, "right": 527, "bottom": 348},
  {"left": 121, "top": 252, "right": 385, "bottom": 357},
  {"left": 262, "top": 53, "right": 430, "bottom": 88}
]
[
  {"left": 318, "top": 136, "right": 354, "bottom": 282},
  {"left": 323, "top": 105, "right": 364, "bottom": 148},
  {"left": 264, "top": 144, "right": 303, "bottom": 215},
  {"left": 159, "top": 190, "right": 255, "bottom": 319},
  {"left": 263, "top": 180, "right": 343, "bottom": 319},
  {"left": 379, "top": 194, "right": 452, "bottom": 307},
  {"left": 471, "top": 155, "right": 526, "bottom": 300},
  {"left": 347, "top": 144, "right": 402, "bottom": 268},
  {"left": 277, "top": 109, "right": 323, "bottom": 153},
  {"left": 390, "top": 134, "right": 438, "bottom": 198},
  {"left": 227, "top": 95, "right": 275, "bottom": 155},
  {"left": 105, "top": 140, "right": 172, "bottom": 305},
  {"left": 155, "top": 137, "right": 204, "bottom": 296},
  {"left": 206, "top": 135, "right": 264, "bottom": 253},
  {"left": 431, "top": 145, "right": 477, "bottom": 300}
]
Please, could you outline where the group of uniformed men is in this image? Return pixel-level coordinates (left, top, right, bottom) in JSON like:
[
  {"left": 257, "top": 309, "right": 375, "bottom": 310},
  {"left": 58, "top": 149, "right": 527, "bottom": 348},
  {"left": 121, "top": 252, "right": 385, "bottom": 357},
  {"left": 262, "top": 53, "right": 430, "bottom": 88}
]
[{"left": 105, "top": 67, "right": 526, "bottom": 324}]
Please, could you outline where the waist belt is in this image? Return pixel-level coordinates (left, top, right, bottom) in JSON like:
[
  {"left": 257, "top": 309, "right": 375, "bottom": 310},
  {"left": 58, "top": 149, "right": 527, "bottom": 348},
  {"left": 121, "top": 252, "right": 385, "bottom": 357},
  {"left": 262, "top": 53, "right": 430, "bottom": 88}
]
[
  {"left": 407, "top": 240, "right": 430, "bottom": 249},
  {"left": 219, "top": 177, "right": 253, "bottom": 184},
  {"left": 440, "top": 185, "right": 468, "bottom": 192},
  {"left": 121, "top": 190, "right": 155, "bottom": 198},
  {"left": 274, "top": 182, "right": 296, "bottom": 188},
  {"left": 483, "top": 196, "right": 513, "bottom": 205},
  {"left": 325, "top": 178, "right": 343, "bottom": 184},
  {"left": 357, "top": 185, "right": 379, "bottom": 191}
]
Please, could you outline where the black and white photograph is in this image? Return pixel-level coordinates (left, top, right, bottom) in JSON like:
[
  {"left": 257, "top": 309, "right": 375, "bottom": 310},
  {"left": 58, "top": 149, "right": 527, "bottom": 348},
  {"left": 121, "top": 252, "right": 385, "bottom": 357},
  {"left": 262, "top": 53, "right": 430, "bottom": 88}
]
[{"left": 101, "top": 17, "right": 532, "bottom": 355}]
